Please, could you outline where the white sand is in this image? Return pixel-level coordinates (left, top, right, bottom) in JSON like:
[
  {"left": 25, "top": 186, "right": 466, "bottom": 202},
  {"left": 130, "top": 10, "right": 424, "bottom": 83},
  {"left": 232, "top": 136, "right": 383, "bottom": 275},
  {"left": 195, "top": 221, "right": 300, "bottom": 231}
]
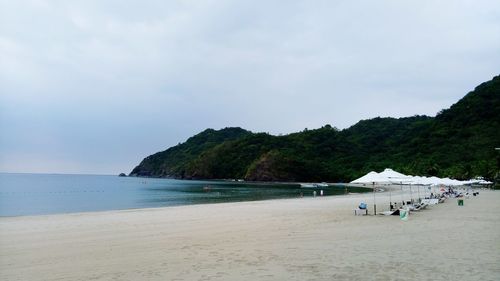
[{"left": 1, "top": 189, "right": 499, "bottom": 281}]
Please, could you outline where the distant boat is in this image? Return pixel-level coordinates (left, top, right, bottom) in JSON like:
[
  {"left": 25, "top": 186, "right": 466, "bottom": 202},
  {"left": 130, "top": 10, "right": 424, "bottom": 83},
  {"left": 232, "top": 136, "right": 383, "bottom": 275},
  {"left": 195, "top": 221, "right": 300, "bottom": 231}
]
[{"left": 300, "top": 183, "right": 329, "bottom": 188}]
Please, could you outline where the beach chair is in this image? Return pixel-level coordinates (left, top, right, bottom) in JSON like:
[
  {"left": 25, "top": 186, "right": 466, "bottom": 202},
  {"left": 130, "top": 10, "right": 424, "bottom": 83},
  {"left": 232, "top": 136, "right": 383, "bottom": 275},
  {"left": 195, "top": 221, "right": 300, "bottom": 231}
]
[
  {"left": 354, "top": 202, "right": 368, "bottom": 215},
  {"left": 379, "top": 209, "right": 400, "bottom": 216},
  {"left": 408, "top": 204, "right": 420, "bottom": 212},
  {"left": 354, "top": 208, "right": 368, "bottom": 216},
  {"left": 408, "top": 202, "right": 428, "bottom": 211},
  {"left": 421, "top": 199, "right": 439, "bottom": 205}
]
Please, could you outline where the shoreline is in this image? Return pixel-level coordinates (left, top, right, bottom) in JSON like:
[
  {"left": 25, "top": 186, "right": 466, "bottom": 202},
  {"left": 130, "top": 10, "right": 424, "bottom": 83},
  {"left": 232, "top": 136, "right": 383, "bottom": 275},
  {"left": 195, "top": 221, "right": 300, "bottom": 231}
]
[
  {"left": 1, "top": 190, "right": 499, "bottom": 280},
  {"left": 0, "top": 183, "right": 484, "bottom": 219},
  {"left": 0, "top": 183, "right": 373, "bottom": 218},
  {"left": 0, "top": 182, "right": 485, "bottom": 219},
  {"left": 0, "top": 190, "right": 365, "bottom": 219}
]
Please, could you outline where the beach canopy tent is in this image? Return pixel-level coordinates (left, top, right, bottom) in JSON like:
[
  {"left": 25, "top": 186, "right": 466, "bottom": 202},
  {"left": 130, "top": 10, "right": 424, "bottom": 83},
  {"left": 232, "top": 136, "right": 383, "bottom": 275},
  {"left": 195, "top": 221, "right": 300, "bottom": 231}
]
[
  {"left": 423, "top": 176, "right": 447, "bottom": 186},
  {"left": 378, "top": 168, "right": 408, "bottom": 179},
  {"left": 478, "top": 180, "right": 493, "bottom": 185},
  {"left": 350, "top": 169, "right": 486, "bottom": 187},
  {"left": 462, "top": 179, "right": 493, "bottom": 185},
  {"left": 350, "top": 169, "right": 411, "bottom": 184},
  {"left": 351, "top": 169, "right": 432, "bottom": 214},
  {"left": 350, "top": 169, "right": 403, "bottom": 214},
  {"left": 419, "top": 177, "right": 466, "bottom": 186},
  {"left": 351, "top": 168, "right": 494, "bottom": 188},
  {"left": 378, "top": 168, "right": 413, "bottom": 183},
  {"left": 350, "top": 171, "right": 388, "bottom": 184},
  {"left": 350, "top": 168, "right": 492, "bottom": 214},
  {"left": 407, "top": 176, "right": 432, "bottom": 185}
]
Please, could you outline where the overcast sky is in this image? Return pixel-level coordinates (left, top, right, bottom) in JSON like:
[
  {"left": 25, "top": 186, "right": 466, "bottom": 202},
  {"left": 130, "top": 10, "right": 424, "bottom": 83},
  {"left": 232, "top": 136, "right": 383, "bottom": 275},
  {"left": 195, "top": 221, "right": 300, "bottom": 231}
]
[{"left": 1, "top": 0, "right": 499, "bottom": 174}]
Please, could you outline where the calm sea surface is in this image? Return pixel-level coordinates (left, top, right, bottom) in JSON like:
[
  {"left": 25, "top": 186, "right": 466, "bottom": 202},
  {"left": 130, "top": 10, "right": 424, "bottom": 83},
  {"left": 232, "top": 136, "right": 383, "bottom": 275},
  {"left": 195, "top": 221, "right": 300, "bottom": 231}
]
[{"left": 0, "top": 173, "right": 369, "bottom": 216}]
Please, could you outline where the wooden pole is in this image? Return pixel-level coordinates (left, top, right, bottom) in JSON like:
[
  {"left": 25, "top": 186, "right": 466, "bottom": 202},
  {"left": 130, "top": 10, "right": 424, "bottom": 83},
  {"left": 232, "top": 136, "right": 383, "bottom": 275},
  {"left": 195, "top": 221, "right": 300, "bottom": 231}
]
[
  {"left": 389, "top": 185, "right": 392, "bottom": 210},
  {"left": 373, "top": 182, "right": 376, "bottom": 215},
  {"left": 409, "top": 184, "right": 413, "bottom": 204},
  {"left": 400, "top": 182, "right": 404, "bottom": 205}
]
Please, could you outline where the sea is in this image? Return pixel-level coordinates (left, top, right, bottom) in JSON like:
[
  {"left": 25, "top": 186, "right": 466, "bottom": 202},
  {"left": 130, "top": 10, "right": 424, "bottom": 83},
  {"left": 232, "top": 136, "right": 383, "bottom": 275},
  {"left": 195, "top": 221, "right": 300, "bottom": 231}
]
[{"left": 0, "top": 173, "right": 369, "bottom": 217}]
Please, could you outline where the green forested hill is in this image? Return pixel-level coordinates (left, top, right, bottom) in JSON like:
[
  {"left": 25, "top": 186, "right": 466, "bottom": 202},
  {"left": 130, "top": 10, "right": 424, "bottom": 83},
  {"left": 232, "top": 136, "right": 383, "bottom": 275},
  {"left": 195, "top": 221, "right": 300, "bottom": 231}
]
[
  {"left": 130, "top": 75, "right": 500, "bottom": 182},
  {"left": 130, "top": 127, "right": 252, "bottom": 177}
]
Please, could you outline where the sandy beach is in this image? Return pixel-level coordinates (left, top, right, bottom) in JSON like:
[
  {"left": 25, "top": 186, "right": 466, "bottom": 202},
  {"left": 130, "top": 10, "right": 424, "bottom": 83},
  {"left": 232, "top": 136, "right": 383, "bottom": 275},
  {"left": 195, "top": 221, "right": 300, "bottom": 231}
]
[{"left": 1, "top": 189, "right": 499, "bottom": 281}]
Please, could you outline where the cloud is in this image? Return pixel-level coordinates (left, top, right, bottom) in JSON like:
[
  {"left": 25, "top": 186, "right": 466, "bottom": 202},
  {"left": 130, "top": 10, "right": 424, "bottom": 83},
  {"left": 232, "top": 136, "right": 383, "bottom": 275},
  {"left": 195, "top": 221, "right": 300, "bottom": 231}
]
[{"left": 1, "top": 0, "right": 499, "bottom": 173}]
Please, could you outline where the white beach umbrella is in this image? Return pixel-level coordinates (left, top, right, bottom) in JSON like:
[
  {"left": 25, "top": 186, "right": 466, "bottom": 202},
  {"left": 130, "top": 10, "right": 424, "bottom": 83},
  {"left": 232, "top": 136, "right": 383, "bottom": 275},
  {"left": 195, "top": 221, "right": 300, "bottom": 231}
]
[
  {"left": 461, "top": 179, "right": 477, "bottom": 185},
  {"left": 378, "top": 169, "right": 417, "bottom": 203},
  {"left": 378, "top": 168, "right": 411, "bottom": 181},
  {"left": 478, "top": 180, "right": 493, "bottom": 185},
  {"left": 350, "top": 171, "right": 388, "bottom": 215},
  {"left": 377, "top": 168, "right": 418, "bottom": 207},
  {"left": 408, "top": 176, "right": 429, "bottom": 185},
  {"left": 351, "top": 169, "right": 411, "bottom": 214},
  {"left": 350, "top": 171, "right": 386, "bottom": 184},
  {"left": 408, "top": 176, "right": 429, "bottom": 199},
  {"left": 462, "top": 178, "right": 492, "bottom": 185}
]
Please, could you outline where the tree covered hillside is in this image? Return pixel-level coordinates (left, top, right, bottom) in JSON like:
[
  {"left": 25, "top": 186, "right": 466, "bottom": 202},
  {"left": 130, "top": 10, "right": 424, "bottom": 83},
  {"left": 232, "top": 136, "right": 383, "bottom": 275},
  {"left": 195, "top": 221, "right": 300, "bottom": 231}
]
[
  {"left": 130, "top": 75, "right": 500, "bottom": 182},
  {"left": 130, "top": 127, "right": 252, "bottom": 177}
]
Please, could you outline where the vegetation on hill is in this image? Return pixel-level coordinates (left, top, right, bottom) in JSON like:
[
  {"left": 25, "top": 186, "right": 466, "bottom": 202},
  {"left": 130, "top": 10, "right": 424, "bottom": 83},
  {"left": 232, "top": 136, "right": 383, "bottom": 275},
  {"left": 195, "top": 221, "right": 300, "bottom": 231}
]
[
  {"left": 130, "top": 75, "right": 500, "bottom": 182},
  {"left": 130, "top": 127, "right": 252, "bottom": 177}
]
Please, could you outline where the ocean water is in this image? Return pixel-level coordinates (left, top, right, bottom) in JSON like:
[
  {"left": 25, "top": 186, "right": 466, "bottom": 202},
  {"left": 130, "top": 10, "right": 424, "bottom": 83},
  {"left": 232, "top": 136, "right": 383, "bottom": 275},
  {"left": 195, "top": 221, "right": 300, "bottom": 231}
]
[{"left": 0, "top": 173, "right": 369, "bottom": 216}]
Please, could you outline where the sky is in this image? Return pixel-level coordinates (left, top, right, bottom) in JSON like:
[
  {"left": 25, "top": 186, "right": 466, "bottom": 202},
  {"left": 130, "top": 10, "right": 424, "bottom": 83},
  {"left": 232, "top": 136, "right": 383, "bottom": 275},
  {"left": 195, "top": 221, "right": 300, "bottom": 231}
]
[{"left": 1, "top": 0, "right": 499, "bottom": 175}]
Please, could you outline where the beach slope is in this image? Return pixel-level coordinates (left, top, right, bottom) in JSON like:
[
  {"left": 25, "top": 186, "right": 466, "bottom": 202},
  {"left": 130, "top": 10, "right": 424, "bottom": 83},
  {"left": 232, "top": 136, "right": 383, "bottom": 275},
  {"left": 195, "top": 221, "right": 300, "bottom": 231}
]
[{"left": 1, "top": 190, "right": 499, "bottom": 281}]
